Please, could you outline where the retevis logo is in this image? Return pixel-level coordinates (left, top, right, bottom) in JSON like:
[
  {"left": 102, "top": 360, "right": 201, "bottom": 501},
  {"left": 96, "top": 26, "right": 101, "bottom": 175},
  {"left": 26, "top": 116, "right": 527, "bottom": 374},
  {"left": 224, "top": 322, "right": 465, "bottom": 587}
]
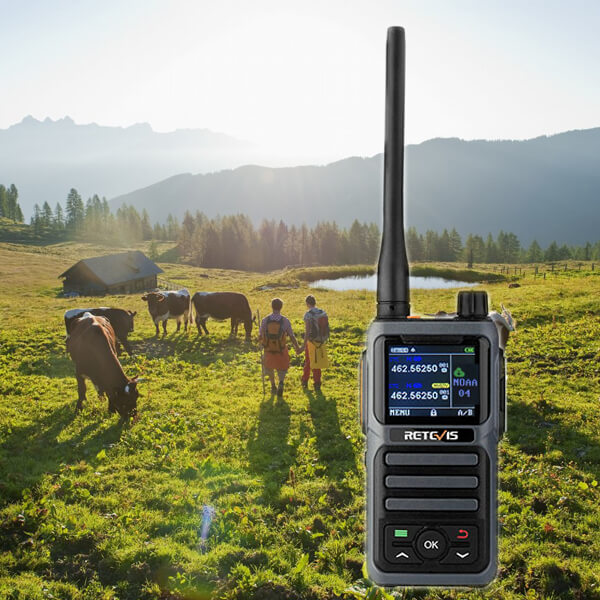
[
  {"left": 394, "top": 428, "right": 477, "bottom": 443},
  {"left": 404, "top": 430, "right": 459, "bottom": 441}
]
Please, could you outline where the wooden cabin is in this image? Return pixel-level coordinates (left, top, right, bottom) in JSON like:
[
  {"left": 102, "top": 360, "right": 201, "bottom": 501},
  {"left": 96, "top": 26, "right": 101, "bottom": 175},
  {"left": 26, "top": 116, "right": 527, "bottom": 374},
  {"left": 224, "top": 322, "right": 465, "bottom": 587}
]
[{"left": 59, "top": 251, "right": 163, "bottom": 296}]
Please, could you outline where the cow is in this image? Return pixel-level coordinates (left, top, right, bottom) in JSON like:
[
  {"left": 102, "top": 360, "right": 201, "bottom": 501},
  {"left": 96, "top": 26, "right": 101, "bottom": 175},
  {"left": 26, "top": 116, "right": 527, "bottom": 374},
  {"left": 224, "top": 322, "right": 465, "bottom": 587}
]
[
  {"left": 141, "top": 289, "right": 192, "bottom": 336},
  {"left": 192, "top": 292, "right": 253, "bottom": 341},
  {"left": 66, "top": 313, "right": 142, "bottom": 419},
  {"left": 64, "top": 307, "right": 136, "bottom": 354}
]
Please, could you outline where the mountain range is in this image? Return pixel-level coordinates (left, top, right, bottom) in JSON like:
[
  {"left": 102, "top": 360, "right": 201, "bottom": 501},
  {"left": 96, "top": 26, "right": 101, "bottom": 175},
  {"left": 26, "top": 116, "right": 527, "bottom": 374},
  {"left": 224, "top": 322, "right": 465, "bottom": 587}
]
[
  {"left": 0, "top": 116, "right": 253, "bottom": 216},
  {"left": 114, "top": 128, "right": 600, "bottom": 245},
  {"left": 2, "top": 116, "right": 600, "bottom": 245}
]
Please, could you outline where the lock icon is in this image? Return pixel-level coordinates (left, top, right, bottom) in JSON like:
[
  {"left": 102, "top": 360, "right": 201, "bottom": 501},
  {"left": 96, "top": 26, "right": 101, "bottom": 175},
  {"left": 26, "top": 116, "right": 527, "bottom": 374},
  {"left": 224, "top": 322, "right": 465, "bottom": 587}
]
[{"left": 430, "top": 409, "right": 437, "bottom": 416}]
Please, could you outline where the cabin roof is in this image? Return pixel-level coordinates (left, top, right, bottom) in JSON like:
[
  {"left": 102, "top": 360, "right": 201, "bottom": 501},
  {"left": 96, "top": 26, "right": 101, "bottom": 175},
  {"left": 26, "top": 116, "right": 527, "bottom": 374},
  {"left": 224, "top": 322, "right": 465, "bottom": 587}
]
[{"left": 59, "top": 251, "right": 163, "bottom": 286}]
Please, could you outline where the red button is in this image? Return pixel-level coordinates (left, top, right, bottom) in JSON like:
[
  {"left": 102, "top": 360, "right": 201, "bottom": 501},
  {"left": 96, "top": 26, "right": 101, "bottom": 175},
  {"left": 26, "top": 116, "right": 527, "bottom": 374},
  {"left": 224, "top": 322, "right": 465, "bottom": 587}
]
[{"left": 440, "top": 525, "right": 476, "bottom": 543}]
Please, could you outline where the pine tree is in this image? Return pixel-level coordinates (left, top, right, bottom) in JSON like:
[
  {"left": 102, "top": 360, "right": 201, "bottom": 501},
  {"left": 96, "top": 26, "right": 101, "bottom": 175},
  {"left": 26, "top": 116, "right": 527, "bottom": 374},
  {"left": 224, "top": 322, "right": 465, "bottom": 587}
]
[
  {"left": 545, "top": 241, "right": 559, "bottom": 262},
  {"left": 448, "top": 228, "right": 463, "bottom": 261},
  {"left": 31, "top": 204, "right": 42, "bottom": 235},
  {"left": 148, "top": 239, "right": 159, "bottom": 260},
  {"left": 141, "top": 209, "right": 153, "bottom": 240},
  {"left": 424, "top": 230, "right": 439, "bottom": 261},
  {"left": 0, "top": 185, "right": 7, "bottom": 218},
  {"left": 464, "top": 234, "right": 485, "bottom": 264},
  {"left": 6, "top": 184, "right": 21, "bottom": 221},
  {"left": 438, "top": 229, "right": 452, "bottom": 261},
  {"left": 65, "top": 188, "right": 85, "bottom": 234},
  {"left": 42, "top": 202, "right": 53, "bottom": 228},
  {"left": 484, "top": 233, "right": 498, "bottom": 263},
  {"left": 527, "top": 240, "right": 543, "bottom": 262},
  {"left": 166, "top": 214, "right": 180, "bottom": 240},
  {"left": 557, "top": 244, "right": 571, "bottom": 260},
  {"left": 54, "top": 202, "right": 65, "bottom": 231},
  {"left": 406, "top": 227, "right": 424, "bottom": 262}
]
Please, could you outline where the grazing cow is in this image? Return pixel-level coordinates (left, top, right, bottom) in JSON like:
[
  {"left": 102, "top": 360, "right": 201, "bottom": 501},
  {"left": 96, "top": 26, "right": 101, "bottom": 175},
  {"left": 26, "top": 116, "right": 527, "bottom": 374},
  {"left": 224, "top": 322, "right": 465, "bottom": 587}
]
[
  {"left": 192, "top": 292, "right": 253, "bottom": 341},
  {"left": 141, "top": 289, "right": 191, "bottom": 336},
  {"left": 66, "top": 313, "right": 142, "bottom": 418},
  {"left": 64, "top": 307, "right": 137, "bottom": 354}
]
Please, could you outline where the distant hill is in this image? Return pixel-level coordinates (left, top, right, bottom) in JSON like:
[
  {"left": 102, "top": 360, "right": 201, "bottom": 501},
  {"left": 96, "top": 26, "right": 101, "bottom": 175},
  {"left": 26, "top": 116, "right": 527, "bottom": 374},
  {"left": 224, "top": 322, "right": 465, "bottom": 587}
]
[
  {"left": 0, "top": 116, "right": 253, "bottom": 217},
  {"left": 113, "top": 128, "right": 600, "bottom": 245}
]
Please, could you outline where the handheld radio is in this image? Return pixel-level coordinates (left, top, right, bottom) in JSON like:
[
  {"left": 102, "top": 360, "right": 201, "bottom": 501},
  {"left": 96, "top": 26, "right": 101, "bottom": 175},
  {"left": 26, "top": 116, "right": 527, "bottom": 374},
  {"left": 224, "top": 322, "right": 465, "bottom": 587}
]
[{"left": 360, "top": 27, "right": 514, "bottom": 587}]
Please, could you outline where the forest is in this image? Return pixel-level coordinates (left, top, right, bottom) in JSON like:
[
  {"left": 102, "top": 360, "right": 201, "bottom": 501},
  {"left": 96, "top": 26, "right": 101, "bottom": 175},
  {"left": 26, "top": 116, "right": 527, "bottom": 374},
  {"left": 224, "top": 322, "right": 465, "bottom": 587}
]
[
  {"left": 0, "top": 183, "right": 24, "bottom": 223},
  {"left": 12, "top": 185, "right": 600, "bottom": 271}
]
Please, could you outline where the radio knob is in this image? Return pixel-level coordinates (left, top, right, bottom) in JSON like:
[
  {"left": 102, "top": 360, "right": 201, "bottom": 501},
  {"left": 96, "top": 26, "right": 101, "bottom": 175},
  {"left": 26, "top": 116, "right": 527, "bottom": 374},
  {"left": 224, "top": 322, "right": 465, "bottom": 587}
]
[{"left": 457, "top": 291, "right": 488, "bottom": 320}]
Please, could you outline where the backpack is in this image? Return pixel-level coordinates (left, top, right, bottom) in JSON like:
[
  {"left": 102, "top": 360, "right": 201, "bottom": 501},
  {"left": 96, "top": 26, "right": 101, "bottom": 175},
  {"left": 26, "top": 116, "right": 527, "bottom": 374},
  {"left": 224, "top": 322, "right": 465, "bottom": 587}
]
[
  {"left": 263, "top": 316, "right": 286, "bottom": 353},
  {"left": 306, "top": 308, "right": 330, "bottom": 344}
]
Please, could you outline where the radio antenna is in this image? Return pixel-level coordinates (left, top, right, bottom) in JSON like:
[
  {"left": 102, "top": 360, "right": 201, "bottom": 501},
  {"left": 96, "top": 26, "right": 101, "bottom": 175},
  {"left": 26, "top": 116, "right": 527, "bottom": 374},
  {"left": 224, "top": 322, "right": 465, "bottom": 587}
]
[{"left": 376, "top": 26, "right": 410, "bottom": 319}]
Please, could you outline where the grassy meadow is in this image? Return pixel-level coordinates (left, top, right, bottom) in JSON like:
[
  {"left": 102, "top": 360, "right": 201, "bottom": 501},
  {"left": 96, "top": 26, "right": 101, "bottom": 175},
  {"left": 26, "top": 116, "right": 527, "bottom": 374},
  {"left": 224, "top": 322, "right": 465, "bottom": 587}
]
[{"left": 1, "top": 241, "right": 600, "bottom": 599}]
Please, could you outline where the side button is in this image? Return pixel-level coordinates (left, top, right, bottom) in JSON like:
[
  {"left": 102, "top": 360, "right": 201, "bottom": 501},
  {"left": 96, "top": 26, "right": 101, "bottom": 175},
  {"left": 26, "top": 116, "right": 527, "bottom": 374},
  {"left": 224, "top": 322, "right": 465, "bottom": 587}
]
[
  {"left": 499, "top": 350, "right": 507, "bottom": 437},
  {"left": 359, "top": 351, "right": 367, "bottom": 434}
]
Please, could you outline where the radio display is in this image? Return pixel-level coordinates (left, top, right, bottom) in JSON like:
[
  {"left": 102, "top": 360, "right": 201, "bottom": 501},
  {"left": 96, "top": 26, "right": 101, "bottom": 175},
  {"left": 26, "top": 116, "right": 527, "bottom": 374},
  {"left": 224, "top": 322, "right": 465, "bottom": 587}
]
[{"left": 385, "top": 342, "right": 482, "bottom": 423}]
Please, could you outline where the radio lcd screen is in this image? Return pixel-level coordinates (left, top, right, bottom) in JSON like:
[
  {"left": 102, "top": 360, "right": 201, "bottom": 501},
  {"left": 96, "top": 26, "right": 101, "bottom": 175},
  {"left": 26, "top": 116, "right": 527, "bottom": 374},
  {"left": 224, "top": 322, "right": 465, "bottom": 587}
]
[{"left": 385, "top": 342, "right": 481, "bottom": 423}]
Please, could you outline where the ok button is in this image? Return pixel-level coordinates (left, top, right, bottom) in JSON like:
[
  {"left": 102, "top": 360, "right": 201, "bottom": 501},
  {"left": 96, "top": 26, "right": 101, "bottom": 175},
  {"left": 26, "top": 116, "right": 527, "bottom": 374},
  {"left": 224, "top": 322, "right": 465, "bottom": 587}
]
[{"left": 415, "top": 529, "right": 447, "bottom": 559}]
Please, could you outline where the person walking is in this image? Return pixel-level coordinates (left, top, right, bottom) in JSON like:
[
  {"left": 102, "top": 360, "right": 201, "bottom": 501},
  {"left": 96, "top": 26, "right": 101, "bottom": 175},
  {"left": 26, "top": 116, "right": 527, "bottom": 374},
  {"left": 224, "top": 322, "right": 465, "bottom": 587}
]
[
  {"left": 259, "top": 298, "right": 301, "bottom": 397},
  {"left": 301, "top": 295, "right": 330, "bottom": 391}
]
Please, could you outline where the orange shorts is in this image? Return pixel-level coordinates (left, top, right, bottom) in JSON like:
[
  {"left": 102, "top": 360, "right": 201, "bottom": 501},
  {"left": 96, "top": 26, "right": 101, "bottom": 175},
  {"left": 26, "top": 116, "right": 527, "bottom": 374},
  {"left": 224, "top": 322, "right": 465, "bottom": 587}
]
[{"left": 264, "top": 346, "right": 290, "bottom": 371}]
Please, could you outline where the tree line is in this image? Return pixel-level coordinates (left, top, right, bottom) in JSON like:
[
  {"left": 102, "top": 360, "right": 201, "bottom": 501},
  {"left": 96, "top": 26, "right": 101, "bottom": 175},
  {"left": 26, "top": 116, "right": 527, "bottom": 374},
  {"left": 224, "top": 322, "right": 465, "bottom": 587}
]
[
  {"left": 176, "top": 212, "right": 380, "bottom": 271},
  {"left": 406, "top": 227, "right": 600, "bottom": 264},
  {"left": 21, "top": 186, "right": 600, "bottom": 269},
  {"left": 0, "top": 184, "right": 24, "bottom": 222}
]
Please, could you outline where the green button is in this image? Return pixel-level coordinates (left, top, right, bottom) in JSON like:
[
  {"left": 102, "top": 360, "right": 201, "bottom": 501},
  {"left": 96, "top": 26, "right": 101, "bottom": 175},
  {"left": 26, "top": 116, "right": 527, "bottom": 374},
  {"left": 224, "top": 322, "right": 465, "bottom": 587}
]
[{"left": 394, "top": 529, "right": 408, "bottom": 538}]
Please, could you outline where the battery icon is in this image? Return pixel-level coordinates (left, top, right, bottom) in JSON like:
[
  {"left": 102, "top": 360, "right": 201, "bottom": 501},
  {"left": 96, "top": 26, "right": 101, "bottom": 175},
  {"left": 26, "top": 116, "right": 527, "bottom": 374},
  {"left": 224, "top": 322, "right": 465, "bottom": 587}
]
[{"left": 394, "top": 529, "right": 408, "bottom": 538}]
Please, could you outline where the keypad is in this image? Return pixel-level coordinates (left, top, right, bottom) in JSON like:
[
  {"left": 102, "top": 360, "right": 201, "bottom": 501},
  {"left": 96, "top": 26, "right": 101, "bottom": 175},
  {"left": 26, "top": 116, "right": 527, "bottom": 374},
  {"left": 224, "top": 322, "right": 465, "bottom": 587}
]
[
  {"left": 385, "top": 524, "right": 479, "bottom": 564},
  {"left": 376, "top": 446, "right": 488, "bottom": 573}
]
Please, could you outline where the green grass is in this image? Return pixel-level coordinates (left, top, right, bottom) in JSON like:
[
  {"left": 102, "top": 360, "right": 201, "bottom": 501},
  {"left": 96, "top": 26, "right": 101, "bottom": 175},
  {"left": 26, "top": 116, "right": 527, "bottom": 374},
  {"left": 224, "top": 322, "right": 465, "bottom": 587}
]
[{"left": 1, "top": 242, "right": 600, "bottom": 599}]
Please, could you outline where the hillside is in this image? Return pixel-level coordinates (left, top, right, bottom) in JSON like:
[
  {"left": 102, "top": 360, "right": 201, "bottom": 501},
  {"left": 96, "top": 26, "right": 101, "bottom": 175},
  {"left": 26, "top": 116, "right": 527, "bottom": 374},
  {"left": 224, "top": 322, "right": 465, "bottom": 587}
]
[
  {"left": 0, "top": 116, "right": 253, "bottom": 218},
  {"left": 1, "top": 241, "right": 600, "bottom": 599},
  {"left": 113, "top": 128, "right": 600, "bottom": 246}
]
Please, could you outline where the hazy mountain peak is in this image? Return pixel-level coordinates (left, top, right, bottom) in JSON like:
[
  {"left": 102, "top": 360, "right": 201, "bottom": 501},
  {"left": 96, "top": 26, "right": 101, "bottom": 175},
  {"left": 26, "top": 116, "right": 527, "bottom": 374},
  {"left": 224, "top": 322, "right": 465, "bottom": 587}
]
[
  {"left": 0, "top": 116, "right": 259, "bottom": 218},
  {"left": 16, "top": 115, "right": 40, "bottom": 127}
]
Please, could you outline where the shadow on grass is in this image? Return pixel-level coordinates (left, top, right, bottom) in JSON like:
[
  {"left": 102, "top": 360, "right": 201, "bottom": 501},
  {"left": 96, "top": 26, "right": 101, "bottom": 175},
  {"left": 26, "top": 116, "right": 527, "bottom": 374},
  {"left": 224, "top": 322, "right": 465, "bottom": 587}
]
[
  {"left": 0, "top": 403, "right": 125, "bottom": 505},
  {"left": 507, "top": 396, "right": 600, "bottom": 475},
  {"left": 305, "top": 389, "right": 358, "bottom": 480},
  {"left": 17, "top": 353, "right": 73, "bottom": 379},
  {"left": 247, "top": 393, "right": 296, "bottom": 503},
  {"left": 136, "top": 330, "right": 258, "bottom": 366}
]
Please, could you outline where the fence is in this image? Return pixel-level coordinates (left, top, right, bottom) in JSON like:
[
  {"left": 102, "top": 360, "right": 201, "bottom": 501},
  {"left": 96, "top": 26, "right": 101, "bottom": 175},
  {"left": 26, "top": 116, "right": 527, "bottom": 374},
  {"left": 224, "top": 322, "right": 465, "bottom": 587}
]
[{"left": 490, "top": 262, "right": 596, "bottom": 279}]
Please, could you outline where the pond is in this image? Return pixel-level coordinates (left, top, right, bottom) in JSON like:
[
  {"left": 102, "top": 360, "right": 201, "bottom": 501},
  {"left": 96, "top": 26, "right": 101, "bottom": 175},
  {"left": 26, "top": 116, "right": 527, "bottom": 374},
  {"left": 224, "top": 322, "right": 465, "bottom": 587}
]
[{"left": 309, "top": 274, "right": 478, "bottom": 291}]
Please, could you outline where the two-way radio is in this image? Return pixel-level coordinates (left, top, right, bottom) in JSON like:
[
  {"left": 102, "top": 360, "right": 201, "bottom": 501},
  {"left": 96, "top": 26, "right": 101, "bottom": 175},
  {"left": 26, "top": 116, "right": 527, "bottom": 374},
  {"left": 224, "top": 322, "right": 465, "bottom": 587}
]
[{"left": 360, "top": 27, "right": 514, "bottom": 587}]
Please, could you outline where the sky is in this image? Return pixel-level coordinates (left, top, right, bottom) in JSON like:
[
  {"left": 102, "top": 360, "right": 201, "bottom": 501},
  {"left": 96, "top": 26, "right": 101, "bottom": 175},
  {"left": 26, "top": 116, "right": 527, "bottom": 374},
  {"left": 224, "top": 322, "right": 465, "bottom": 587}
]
[{"left": 1, "top": 0, "right": 600, "bottom": 161}]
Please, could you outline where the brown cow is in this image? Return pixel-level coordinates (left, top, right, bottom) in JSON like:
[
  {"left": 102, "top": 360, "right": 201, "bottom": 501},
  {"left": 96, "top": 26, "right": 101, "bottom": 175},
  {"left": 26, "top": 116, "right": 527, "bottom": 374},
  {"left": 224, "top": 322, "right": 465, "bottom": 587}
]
[
  {"left": 192, "top": 292, "right": 253, "bottom": 340},
  {"left": 66, "top": 313, "right": 142, "bottom": 418},
  {"left": 65, "top": 307, "right": 137, "bottom": 354},
  {"left": 141, "top": 289, "right": 191, "bottom": 336}
]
